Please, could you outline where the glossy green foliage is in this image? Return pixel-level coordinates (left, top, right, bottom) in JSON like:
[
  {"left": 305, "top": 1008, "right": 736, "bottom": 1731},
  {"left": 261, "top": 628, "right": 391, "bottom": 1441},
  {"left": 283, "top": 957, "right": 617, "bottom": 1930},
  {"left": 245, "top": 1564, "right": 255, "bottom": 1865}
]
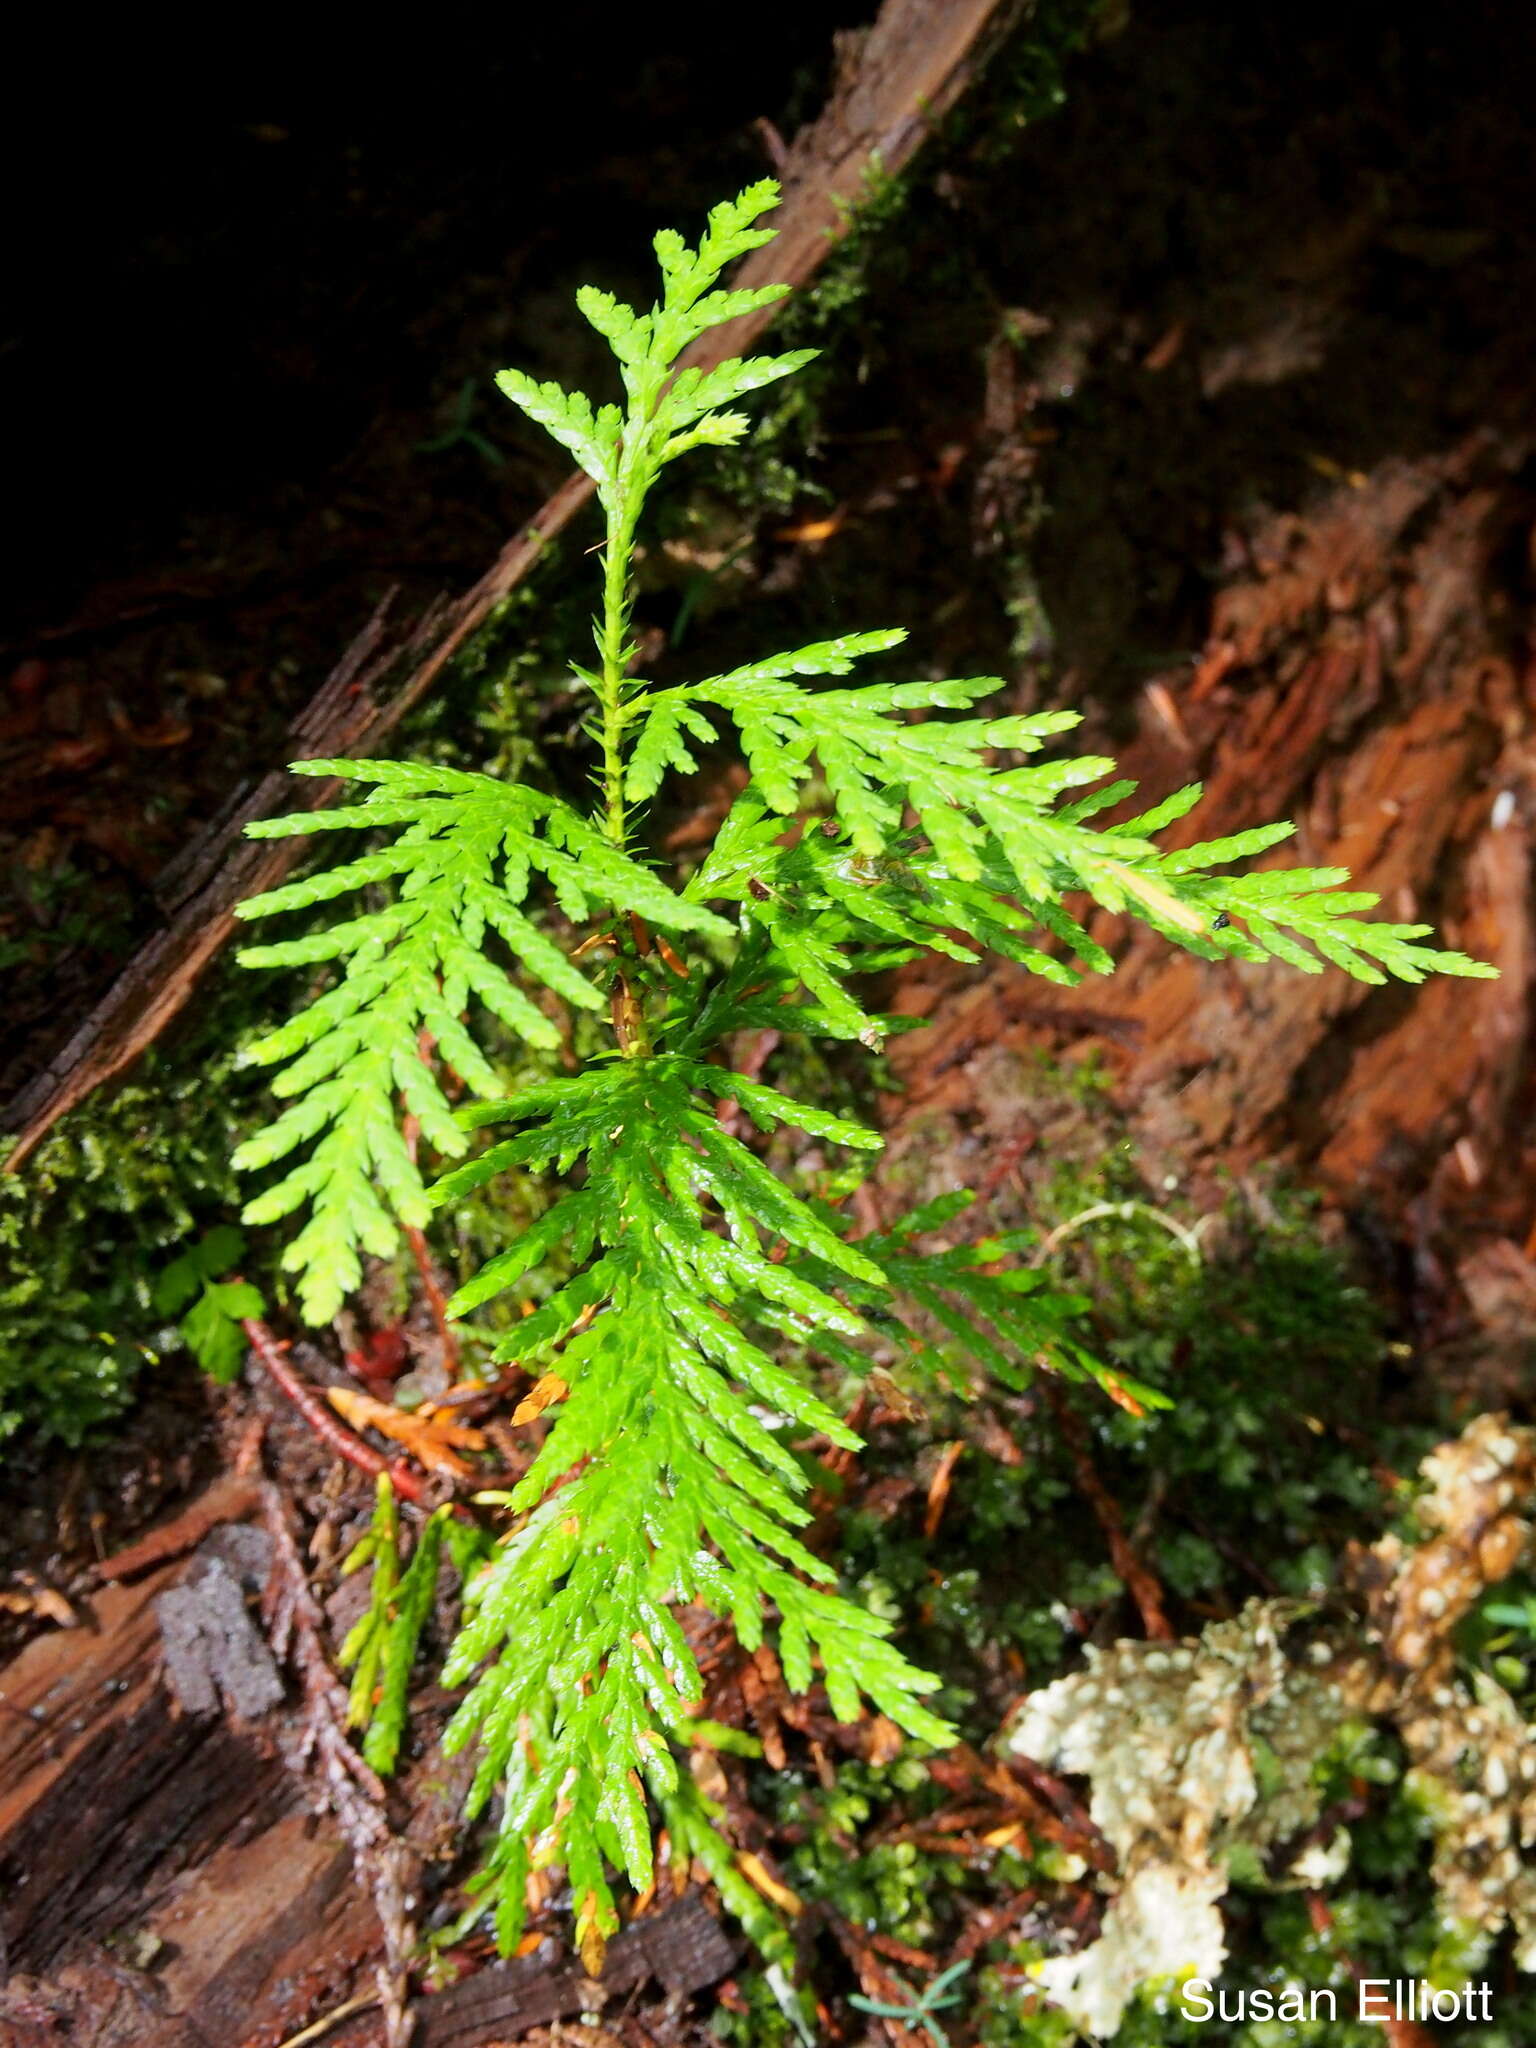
[
  {"left": 432, "top": 1060, "right": 949, "bottom": 1955},
  {"left": 227, "top": 184, "right": 1495, "bottom": 1960},
  {"left": 338, "top": 1477, "right": 463, "bottom": 1776},
  {"left": 771, "top": 1187, "right": 1170, "bottom": 1416},
  {"left": 233, "top": 763, "right": 727, "bottom": 1322}
]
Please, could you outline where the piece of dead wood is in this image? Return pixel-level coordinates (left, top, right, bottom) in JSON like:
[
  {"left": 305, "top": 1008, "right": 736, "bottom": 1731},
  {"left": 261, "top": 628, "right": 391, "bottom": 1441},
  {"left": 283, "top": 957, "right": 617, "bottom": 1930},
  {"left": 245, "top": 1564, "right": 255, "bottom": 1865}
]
[
  {"left": 886, "top": 430, "right": 1533, "bottom": 1252},
  {"left": 411, "top": 1895, "right": 738, "bottom": 2047},
  {"left": 0, "top": 1549, "right": 380, "bottom": 2046},
  {"left": 96, "top": 1468, "right": 263, "bottom": 1581},
  {"left": 2, "top": 0, "right": 1023, "bottom": 1170}
]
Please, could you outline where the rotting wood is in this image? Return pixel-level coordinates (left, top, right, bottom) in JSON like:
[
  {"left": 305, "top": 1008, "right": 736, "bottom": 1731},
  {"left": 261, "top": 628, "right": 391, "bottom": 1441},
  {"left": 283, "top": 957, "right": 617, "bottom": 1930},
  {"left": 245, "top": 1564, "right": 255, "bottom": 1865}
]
[
  {"left": 257, "top": 1480, "right": 420, "bottom": 2048},
  {"left": 0, "top": 1549, "right": 380, "bottom": 2048},
  {"left": 1, "top": 0, "right": 1024, "bottom": 1170},
  {"left": 885, "top": 429, "right": 1536, "bottom": 1254},
  {"left": 411, "top": 1895, "right": 738, "bottom": 2048},
  {"left": 96, "top": 1469, "right": 263, "bottom": 1582},
  {"left": 0, "top": 1473, "right": 743, "bottom": 2046}
]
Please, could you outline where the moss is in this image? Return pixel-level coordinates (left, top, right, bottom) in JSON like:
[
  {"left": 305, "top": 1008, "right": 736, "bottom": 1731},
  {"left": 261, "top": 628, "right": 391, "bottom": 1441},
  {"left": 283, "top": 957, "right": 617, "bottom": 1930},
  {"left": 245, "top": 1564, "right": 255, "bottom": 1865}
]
[
  {"left": 732, "top": 1063, "right": 1497, "bottom": 2037},
  {"left": 0, "top": 979, "right": 263, "bottom": 1446},
  {"left": 769, "top": 1756, "right": 968, "bottom": 1946},
  {"left": 708, "top": 1967, "right": 797, "bottom": 2048},
  {"left": 830, "top": 1099, "right": 1433, "bottom": 1740},
  {"left": 0, "top": 568, "right": 594, "bottom": 1452}
]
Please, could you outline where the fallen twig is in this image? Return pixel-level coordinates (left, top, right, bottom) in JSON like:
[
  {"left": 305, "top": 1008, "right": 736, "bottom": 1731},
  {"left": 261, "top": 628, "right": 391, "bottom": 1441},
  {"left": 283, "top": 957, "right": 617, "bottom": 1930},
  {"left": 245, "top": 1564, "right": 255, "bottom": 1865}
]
[
  {"left": 944, "top": 1887, "right": 1042, "bottom": 1965},
  {"left": 1042, "top": 1381, "right": 1174, "bottom": 1641},
  {"left": 96, "top": 1470, "right": 263, "bottom": 1581},
  {"left": 826, "top": 1912, "right": 926, "bottom": 2048},
  {"left": 927, "top": 1741, "right": 1114, "bottom": 1872},
  {"left": 273, "top": 1992, "right": 381, "bottom": 2048},
  {"left": 923, "top": 1440, "right": 965, "bottom": 1540}
]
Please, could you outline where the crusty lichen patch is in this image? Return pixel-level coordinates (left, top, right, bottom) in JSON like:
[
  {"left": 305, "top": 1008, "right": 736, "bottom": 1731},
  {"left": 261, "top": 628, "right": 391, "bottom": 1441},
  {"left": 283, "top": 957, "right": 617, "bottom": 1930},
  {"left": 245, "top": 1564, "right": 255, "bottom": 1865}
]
[
  {"left": 1008, "top": 1414, "right": 1536, "bottom": 2037},
  {"left": 1009, "top": 1600, "right": 1351, "bottom": 2035},
  {"left": 1346, "top": 1412, "right": 1536, "bottom": 1969}
]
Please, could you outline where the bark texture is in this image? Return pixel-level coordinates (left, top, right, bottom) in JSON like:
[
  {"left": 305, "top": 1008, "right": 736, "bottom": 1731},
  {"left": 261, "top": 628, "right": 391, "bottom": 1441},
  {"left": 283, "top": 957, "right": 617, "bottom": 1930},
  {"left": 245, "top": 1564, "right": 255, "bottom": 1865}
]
[{"left": 887, "top": 430, "right": 1536, "bottom": 1268}]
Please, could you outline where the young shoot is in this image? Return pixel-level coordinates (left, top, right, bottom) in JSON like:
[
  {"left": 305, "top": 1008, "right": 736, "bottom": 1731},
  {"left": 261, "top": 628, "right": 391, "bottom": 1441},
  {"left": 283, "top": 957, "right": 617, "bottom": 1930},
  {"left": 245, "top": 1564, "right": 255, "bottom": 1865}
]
[{"left": 228, "top": 181, "right": 1495, "bottom": 1968}]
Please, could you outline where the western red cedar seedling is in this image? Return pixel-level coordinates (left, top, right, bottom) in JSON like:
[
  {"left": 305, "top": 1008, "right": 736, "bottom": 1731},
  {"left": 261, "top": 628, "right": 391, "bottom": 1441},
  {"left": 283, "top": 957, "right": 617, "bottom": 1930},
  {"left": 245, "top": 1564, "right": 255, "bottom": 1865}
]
[{"left": 228, "top": 182, "right": 1494, "bottom": 1965}]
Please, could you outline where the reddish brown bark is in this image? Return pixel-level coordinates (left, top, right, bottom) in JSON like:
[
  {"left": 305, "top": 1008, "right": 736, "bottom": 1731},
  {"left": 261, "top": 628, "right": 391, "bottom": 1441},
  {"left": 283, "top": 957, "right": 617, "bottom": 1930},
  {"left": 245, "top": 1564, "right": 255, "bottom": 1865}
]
[
  {"left": 887, "top": 432, "right": 1536, "bottom": 1274},
  {"left": 0, "top": 1555, "right": 381, "bottom": 2048}
]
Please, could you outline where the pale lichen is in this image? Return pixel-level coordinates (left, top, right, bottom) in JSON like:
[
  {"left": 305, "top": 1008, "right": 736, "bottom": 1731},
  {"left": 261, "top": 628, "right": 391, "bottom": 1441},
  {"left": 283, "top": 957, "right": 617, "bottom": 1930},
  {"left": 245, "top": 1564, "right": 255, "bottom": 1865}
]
[{"left": 1009, "top": 1413, "right": 1536, "bottom": 2035}]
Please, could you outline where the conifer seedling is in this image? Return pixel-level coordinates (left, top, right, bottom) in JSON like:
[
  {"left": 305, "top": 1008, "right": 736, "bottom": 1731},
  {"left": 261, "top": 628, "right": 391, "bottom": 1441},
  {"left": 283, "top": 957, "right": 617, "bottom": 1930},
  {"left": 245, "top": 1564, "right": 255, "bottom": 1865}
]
[{"left": 228, "top": 182, "right": 1495, "bottom": 1967}]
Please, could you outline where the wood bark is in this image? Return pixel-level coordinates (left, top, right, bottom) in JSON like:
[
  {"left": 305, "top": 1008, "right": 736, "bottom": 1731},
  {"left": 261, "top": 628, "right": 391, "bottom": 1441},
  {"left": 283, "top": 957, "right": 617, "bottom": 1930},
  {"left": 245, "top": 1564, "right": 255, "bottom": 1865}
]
[
  {"left": 0, "top": 1556, "right": 381, "bottom": 2048},
  {"left": 1, "top": 0, "right": 1024, "bottom": 1171},
  {"left": 0, "top": 1500, "right": 739, "bottom": 2048},
  {"left": 884, "top": 428, "right": 1536, "bottom": 1275}
]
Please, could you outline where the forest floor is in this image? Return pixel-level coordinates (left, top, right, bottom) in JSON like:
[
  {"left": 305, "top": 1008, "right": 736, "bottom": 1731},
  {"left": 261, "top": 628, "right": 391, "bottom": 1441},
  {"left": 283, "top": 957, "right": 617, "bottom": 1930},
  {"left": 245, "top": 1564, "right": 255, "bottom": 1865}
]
[{"left": 4, "top": 2, "right": 1536, "bottom": 2043}]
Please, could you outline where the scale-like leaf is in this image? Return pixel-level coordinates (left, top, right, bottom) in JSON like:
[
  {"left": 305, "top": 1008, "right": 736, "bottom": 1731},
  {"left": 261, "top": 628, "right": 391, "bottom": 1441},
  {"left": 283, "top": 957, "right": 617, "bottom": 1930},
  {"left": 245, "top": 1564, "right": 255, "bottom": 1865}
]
[
  {"left": 234, "top": 764, "right": 731, "bottom": 1322},
  {"left": 494, "top": 368, "right": 619, "bottom": 487},
  {"left": 225, "top": 178, "right": 1499, "bottom": 1970}
]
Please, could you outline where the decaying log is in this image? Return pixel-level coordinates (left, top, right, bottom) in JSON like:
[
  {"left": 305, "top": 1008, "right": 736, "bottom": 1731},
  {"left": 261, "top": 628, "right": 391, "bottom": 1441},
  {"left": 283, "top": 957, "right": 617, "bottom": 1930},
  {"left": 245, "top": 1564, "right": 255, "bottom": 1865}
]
[
  {"left": 2, "top": 0, "right": 1024, "bottom": 1171},
  {"left": 0, "top": 1483, "right": 741, "bottom": 2047},
  {"left": 95, "top": 1471, "right": 263, "bottom": 1583},
  {"left": 412, "top": 1898, "right": 738, "bottom": 2048},
  {"left": 0, "top": 1551, "right": 381, "bottom": 2048},
  {"left": 887, "top": 428, "right": 1536, "bottom": 1252}
]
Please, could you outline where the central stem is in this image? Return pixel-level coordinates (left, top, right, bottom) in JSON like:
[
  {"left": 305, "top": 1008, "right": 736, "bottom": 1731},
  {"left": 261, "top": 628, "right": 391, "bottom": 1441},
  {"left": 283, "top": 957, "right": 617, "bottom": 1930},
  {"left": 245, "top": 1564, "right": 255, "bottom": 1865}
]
[
  {"left": 596, "top": 500, "right": 638, "bottom": 854},
  {"left": 595, "top": 459, "right": 651, "bottom": 1058}
]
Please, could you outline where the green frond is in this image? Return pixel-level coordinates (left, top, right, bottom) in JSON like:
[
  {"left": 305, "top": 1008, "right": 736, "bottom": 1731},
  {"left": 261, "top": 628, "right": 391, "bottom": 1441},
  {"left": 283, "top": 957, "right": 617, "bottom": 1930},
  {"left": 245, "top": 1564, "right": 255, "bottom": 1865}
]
[
  {"left": 338, "top": 1475, "right": 399, "bottom": 1735},
  {"left": 665, "top": 670, "right": 1493, "bottom": 1002},
  {"left": 660, "top": 350, "right": 818, "bottom": 450},
  {"left": 431, "top": 1055, "right": 949, "bottom": 1943},
  {"left": 761, "top": 1188, "right": 1164, "bottom": 1419},
  {"left": 220, "top": 180, "right": 1498, "bottom": 1970},
  {"left": 624, "top": 694, "right": 721, "bottom": 802},
  {"left": 653, "top": 179, "right": 784, "bottom": 312},
  {"left": 340, "top": 1485, "right": 468, "bottom": 1777},
  {"left": 681, "top": 1060, "right": 882, "bottom": 1149},
  {"left": 493, "top": 367, "right": 621, "bottom": 488},
  {"left": 234, "top": 763, "right": 729, "bottom": 1322},
  {"left": 361, "top": 1507, "right": 448, "bottom": 1774}
]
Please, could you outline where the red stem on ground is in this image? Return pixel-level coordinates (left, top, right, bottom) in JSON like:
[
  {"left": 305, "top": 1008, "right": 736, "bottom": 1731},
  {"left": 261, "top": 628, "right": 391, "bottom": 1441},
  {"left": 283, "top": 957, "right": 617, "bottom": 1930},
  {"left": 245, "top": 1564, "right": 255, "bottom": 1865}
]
[
  {"left": 241, "top": 1316, "right": 429, "bottom": 1504},
  {"left": 1042, "top": 1380, "right": 1174, "bottom": 1641}
]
